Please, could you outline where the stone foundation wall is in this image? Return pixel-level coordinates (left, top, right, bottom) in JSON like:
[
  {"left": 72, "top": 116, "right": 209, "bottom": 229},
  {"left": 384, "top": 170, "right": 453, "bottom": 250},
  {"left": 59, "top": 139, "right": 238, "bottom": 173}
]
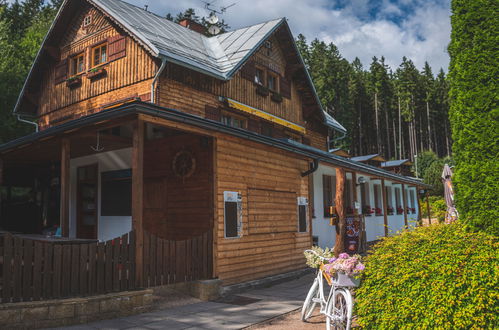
[{"left": 0, "top": 289, "right": 154, "bottom": 329}]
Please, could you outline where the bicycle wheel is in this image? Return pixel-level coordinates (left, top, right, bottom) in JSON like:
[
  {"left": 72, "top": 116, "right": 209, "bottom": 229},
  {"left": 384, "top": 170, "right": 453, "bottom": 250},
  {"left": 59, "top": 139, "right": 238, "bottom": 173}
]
[
  {"left": 326, "top": 288, "right": 352, "bottom": 330},
  {"left": 301, "top": 278, "right": 319, "bottom": 321}
]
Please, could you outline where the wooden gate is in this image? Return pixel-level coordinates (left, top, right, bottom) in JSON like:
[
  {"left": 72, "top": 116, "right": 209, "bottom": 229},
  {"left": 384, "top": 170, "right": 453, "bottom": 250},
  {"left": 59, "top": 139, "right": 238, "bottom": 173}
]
[
  {"left": 142, "top": 230, "right": 213, "bottom": 287},
  {"left": 0, "top": 232, "right": 135, "bottom": 304}
]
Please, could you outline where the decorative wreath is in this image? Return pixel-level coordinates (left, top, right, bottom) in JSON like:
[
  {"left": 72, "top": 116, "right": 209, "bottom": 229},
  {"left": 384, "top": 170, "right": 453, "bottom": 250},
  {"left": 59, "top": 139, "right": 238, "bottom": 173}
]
[{"left": 172, "top": 150, "right": 196, "bottom": 179}]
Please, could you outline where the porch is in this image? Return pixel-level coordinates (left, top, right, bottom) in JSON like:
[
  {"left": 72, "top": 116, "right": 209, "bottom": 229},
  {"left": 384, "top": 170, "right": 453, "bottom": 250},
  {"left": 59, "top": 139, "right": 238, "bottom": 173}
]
[{"left": 0, "top": 112, "right": 215, "bottom": 303}]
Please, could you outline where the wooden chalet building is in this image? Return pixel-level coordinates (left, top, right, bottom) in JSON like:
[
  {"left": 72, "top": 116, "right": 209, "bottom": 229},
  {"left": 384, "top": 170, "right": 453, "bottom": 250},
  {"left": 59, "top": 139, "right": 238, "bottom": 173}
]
[{"left": 0, "top": 0, "right": 429, "bottom": 303}]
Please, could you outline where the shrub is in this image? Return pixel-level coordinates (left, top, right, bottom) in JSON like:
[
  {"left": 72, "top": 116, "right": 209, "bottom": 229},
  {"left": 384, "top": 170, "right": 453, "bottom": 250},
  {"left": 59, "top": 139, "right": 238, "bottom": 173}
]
[
  {"left": 448, "top": 0, "right": 499, "bottom": 235},
  {"left": 356, "top": 223, "right": 498, "bottom": 328}
]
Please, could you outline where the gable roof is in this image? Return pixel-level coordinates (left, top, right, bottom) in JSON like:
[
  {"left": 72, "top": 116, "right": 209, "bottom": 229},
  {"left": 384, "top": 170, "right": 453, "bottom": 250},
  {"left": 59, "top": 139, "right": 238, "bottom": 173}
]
[
  {"left": 13, "top": 0, "right": 346, "bottom": 133},
  {"left": 351, "top": 154, "right": 387, "bottom": 163},
  {"left": 381, "top": 159, "right": 413, "bottom": 167}
]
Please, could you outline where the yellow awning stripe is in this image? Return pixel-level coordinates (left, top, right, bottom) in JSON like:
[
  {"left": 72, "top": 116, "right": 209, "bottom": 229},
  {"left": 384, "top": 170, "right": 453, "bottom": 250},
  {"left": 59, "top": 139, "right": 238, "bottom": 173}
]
[{"left": 226, "top": 98, "right": 306, "bottom": 134}]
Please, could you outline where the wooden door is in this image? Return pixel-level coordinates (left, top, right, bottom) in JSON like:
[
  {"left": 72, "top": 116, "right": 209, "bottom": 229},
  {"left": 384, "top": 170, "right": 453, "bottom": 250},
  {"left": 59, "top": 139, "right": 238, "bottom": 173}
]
[{"left": 76, "top": 164, "right": 98, "bottom": 239}]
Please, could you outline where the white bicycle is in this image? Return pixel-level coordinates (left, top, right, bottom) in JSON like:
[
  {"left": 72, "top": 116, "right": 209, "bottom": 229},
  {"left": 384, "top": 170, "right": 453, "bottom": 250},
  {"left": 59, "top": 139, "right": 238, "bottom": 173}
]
[{"left": 301, "top": 250, "right": 354, "bottom": 330}]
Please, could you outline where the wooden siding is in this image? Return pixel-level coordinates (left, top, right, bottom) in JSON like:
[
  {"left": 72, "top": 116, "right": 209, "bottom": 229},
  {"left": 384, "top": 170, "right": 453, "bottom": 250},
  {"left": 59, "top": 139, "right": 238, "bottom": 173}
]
[
  {"left": 215, "top": 135, "right": 311, "bottom": 284},
  {"left": 37, "top": 6, "right": 157, "bottom": 128},
  {"left": 143, "top": 135, "right": 213, "bottom": 241}
]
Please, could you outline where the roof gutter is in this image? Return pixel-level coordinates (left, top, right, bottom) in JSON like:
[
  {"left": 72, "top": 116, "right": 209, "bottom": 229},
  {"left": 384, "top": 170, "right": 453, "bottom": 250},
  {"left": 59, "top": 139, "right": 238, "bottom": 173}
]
[{"left": 151, "top": 57, "right": 167, "bottom": 104}]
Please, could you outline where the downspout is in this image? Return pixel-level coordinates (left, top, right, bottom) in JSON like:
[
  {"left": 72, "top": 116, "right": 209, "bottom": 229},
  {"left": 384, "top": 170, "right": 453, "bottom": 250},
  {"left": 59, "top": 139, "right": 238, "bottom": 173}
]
[
  {"left": 16, "top": 114, "right": 39, "bottom": 132},
  {"left": 150, "top": 57, "right": 167, "bottom": 104},
  {"left": 328, "top": 130, "right": 347, "bottom": 152},
  {"left": 301, "top": 159, "right": 319, "bottom": 177}
]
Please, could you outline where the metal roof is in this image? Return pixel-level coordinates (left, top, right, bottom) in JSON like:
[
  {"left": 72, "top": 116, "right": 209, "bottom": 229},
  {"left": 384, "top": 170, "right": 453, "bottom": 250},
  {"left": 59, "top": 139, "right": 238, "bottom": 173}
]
[
  {"left": 89, "top": 0, "right": 284, "bottom": 79},
  {"left": 351, "top": 154, "right": 384, "bottom": 162},
  {"left": 1, "top": 101, "right": 430, "bottom": 188},
  {"left": 382, "top": 159, "right": 413, "bottom": 167},
  {"left": 13, "top": 0, "right": 346, "bottom": 134}
]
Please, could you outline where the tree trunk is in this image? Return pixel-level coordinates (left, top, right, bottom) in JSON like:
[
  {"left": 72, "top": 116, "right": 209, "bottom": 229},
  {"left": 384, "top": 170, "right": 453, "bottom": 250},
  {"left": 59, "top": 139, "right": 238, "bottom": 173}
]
[
  {"left": 385, "top": 107, "right": 391, "bottom": 158},
  {"left": 333, "top": 168, "right": 346, "bottom": 256},
  {"left": 426, "top": 100, "right": 433, "bottom": 151},
  {"left": 392, "top": 118, "right": 397, "bottom": 159}
]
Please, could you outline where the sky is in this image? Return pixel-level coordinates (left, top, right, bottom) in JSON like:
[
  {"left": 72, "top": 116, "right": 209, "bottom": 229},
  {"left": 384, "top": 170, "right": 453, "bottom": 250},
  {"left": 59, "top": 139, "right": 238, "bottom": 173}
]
[{"left": 126, "top": 0, "right": 452, "bottom": 73}]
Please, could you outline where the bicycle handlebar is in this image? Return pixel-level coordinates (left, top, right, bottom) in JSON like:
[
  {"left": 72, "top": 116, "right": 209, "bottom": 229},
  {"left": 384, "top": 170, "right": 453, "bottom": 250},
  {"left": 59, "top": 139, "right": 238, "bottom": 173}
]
[{"left": 304, "top": 249, "right": 330, "bottom": 261}]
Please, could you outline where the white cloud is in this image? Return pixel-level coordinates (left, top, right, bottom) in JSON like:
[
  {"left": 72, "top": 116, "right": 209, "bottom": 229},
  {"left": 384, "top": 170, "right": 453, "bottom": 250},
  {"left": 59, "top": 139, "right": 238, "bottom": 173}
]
[{"left": 45, "top": 0, "right": 448, "bottom": 72}]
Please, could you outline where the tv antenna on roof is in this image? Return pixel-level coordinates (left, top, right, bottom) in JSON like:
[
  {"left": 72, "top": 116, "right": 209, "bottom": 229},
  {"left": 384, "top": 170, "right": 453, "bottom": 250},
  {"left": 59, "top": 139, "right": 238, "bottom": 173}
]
[{"left": 201, "top": 1, "right": 236, "bottom": 15}]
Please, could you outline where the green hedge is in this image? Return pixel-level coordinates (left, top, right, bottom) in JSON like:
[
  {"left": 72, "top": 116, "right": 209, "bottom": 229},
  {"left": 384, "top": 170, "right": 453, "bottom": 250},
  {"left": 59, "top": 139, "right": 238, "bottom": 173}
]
[
  {"left": 356, "top": 223, "right": 498, "bottom": 328},
  {"left": 448, "top": 0, "right": 499, "bottom": 235}
]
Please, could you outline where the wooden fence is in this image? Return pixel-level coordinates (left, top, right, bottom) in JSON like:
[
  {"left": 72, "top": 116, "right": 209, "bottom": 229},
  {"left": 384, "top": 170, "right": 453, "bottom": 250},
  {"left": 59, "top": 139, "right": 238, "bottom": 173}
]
[
  {"left": 142, "top": 230, "right": 213, "bottom": 287},
  {"left": 0, "top": 232, "right": 135, "bottom": 304},
  {"left": 0, "top": 229, "right": 214, "bottom": 303}
]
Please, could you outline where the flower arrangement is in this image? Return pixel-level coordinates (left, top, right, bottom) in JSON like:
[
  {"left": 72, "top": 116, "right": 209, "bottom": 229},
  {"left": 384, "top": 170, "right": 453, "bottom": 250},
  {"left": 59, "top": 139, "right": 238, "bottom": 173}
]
[
  {"left": 411, "top": 207, "right": 416, "bottom": 213},
  {"left": 396, "top": 206, "right": 404, "bottom": 214},
  {"left": 375, "top": 207, "right": 383, "bottom": 216},
  {"left": 304, "top": 246, "right": 334, "bottom": 269},
  {"left": 363, "top": 205, "right": 374, "bottom": 215},
  {"left": 387, "top": 206, "right": 394, "bottom": 215},
  {"left": 406, "top": 206, "right": 412, "bottom": 214},
  {"left": 323, "top": 253, "right": 365, "bottom": 277}
]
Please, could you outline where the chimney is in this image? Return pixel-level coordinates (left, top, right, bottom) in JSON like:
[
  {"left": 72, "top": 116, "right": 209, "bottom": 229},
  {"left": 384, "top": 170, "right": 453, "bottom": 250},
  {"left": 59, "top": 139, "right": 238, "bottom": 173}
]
[{"left": 179, "top": 19, "right": 206, "bottom": 34}]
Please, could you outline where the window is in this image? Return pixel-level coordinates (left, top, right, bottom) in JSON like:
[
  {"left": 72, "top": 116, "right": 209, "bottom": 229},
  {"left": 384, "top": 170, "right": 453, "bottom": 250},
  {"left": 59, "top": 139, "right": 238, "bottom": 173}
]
[
  {"left": 221, "top": 114, "right": 246, "bottom": 129},
  {"left": 373, "top": 184, "right": 382, "bottom": 215},
  {"left": 261, "top": 122, "right": 273, "bottom": 137},
  {"left": 70, "top": 53, "right": 85, "bottom": 75},
  {"left": 395, "top": 187, "right": 402, "bottom": 213},
  {"left": 267, "top": 72, "right": 278, "bottom": 92},
  {"left": 224, "top": 191, "right": 242, "bottom": 238},
  {"left": 409, "top": 190, "right": 415, "bottom": 209},
  {"left": 361, "top": 183, "right": 370, "bottom": 208},
  {"left": 83, "top": 15, "right": 92, "bottom": 27},
  {"left": 91, "top": 43, "right": 107, "bottom": 68},
  {"left": 323, "top": 175, "right": 336, "bottom": 216},
  {"left": 386, "top": 186, "right": 393, "bottom": 208},
  {"left": 298, "top": 197, "right": 308, "bottom": 232},
  {"left": 255, "top": 68, "right": 265, "bottom": 85}
]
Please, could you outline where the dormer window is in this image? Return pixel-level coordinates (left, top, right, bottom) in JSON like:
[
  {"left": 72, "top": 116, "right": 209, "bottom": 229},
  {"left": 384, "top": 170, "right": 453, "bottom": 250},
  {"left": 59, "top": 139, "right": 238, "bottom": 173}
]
[
  {"left": 91, "top": 43, "right": 107, "bottom": 68},
  {"left": 70, "top": 53, "right": 85, "bottom": 75},
  {"left": 255, "top": 68, "right": 265, "bottom": 85},
  {"left": 267, "top": 72, "right": 278, "bottom": 92},
  {"left": 83, "top": 15, "right": 92, "bottom": 27}
]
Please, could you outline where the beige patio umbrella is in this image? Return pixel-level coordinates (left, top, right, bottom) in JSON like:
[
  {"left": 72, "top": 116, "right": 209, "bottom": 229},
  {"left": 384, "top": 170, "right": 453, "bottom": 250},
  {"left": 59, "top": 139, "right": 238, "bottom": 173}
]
[{"left": 442, "top": 164, "right": 458, "bottom": 223}]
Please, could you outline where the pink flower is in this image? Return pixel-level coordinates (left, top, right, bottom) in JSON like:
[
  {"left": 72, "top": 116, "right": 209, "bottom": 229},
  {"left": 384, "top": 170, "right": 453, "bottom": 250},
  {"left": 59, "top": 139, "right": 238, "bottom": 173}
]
[
  {"left": 339, "top": 253, "right": 349, "bottom": 259},
  {"left": 355, "top": 263, "right": 365, "bottom": 272}
]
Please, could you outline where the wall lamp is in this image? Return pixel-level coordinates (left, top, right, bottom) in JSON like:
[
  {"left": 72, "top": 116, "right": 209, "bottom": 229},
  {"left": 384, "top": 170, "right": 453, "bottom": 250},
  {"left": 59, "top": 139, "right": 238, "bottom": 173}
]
[{"left": 356, "top": 176, "right": 367, "bottom": 186}]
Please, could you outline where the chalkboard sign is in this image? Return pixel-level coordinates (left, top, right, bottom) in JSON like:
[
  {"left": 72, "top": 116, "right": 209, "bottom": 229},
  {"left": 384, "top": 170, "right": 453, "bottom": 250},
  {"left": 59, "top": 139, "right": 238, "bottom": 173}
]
[{"left": 101, "top": 169, "right": 131, "bottom": 216}]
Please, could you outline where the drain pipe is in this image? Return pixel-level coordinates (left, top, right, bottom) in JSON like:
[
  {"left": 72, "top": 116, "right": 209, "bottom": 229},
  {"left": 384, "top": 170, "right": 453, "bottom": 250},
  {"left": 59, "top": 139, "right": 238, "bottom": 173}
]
[
  {"left": 301, "top": 158, "right": 319, "bottom": 177},
  {"left": 16, "top": 114, "right": 39, "bottom": 132},
  {"left": 151, "top": 57, "right": 167, "bottom": 104},
  {"left": 328, "top": 130, "right": 347, "bottom": 152}
]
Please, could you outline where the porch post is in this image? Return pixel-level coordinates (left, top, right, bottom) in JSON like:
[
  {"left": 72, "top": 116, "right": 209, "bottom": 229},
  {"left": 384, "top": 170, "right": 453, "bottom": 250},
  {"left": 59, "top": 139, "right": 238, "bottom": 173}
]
[
  {"left": 417, "top": 187, "right": 423, "bottom": 226},
  {"left": 132, "top": 118, "right": 144, "bottom": 287},
  {"left": 402, "top": 183, "right": 408, "bottom": 228},
  {"left": 333, "top": 167, "right": 345, "bottom": 256},
  {"left": 381, "top": 179, "right": 389, "bottom": 236},
  {"left": 60, "top": 138, "right": 70, "bottom": 237}
]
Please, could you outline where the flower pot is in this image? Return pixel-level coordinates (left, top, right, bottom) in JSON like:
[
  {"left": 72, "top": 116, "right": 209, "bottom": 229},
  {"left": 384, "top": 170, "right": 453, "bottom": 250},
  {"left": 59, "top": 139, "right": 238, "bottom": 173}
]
[
  {"left": 333, "top": 273, "right": 360, "bottom": 287},
  {"left": 87, "top": 68, "right": 106, "bottom": 80},
  {"left": 271, "top": 92, "right": 283, "bottom": 103},
  {"left": 256, "top": 84, "right": 269, "bottom": 96},
  {"left": 66, "top": 77, "right": 81, "bottom": 88}
]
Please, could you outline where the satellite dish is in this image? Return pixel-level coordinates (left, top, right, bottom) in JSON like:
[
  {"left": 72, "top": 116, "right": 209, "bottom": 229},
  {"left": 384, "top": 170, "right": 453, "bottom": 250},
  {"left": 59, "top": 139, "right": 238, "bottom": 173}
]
[
  {"left": 208, "top": 25, "right": 221, "bottom": 35},
  {"left": 207, "top": 12, "right": 219, "bottom": 24}
]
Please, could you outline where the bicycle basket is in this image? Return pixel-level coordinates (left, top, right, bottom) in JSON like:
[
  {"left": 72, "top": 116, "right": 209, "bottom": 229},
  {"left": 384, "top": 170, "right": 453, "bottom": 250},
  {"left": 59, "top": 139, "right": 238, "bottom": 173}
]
[{"left": 332, "top": 272, "right": 360, "bottom": 287}]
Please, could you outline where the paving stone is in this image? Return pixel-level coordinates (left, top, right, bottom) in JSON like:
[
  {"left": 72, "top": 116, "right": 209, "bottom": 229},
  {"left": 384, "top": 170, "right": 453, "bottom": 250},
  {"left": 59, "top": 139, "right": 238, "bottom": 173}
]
[{"left": 142, "top": 319, "right": 192, "bottom": 330}]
